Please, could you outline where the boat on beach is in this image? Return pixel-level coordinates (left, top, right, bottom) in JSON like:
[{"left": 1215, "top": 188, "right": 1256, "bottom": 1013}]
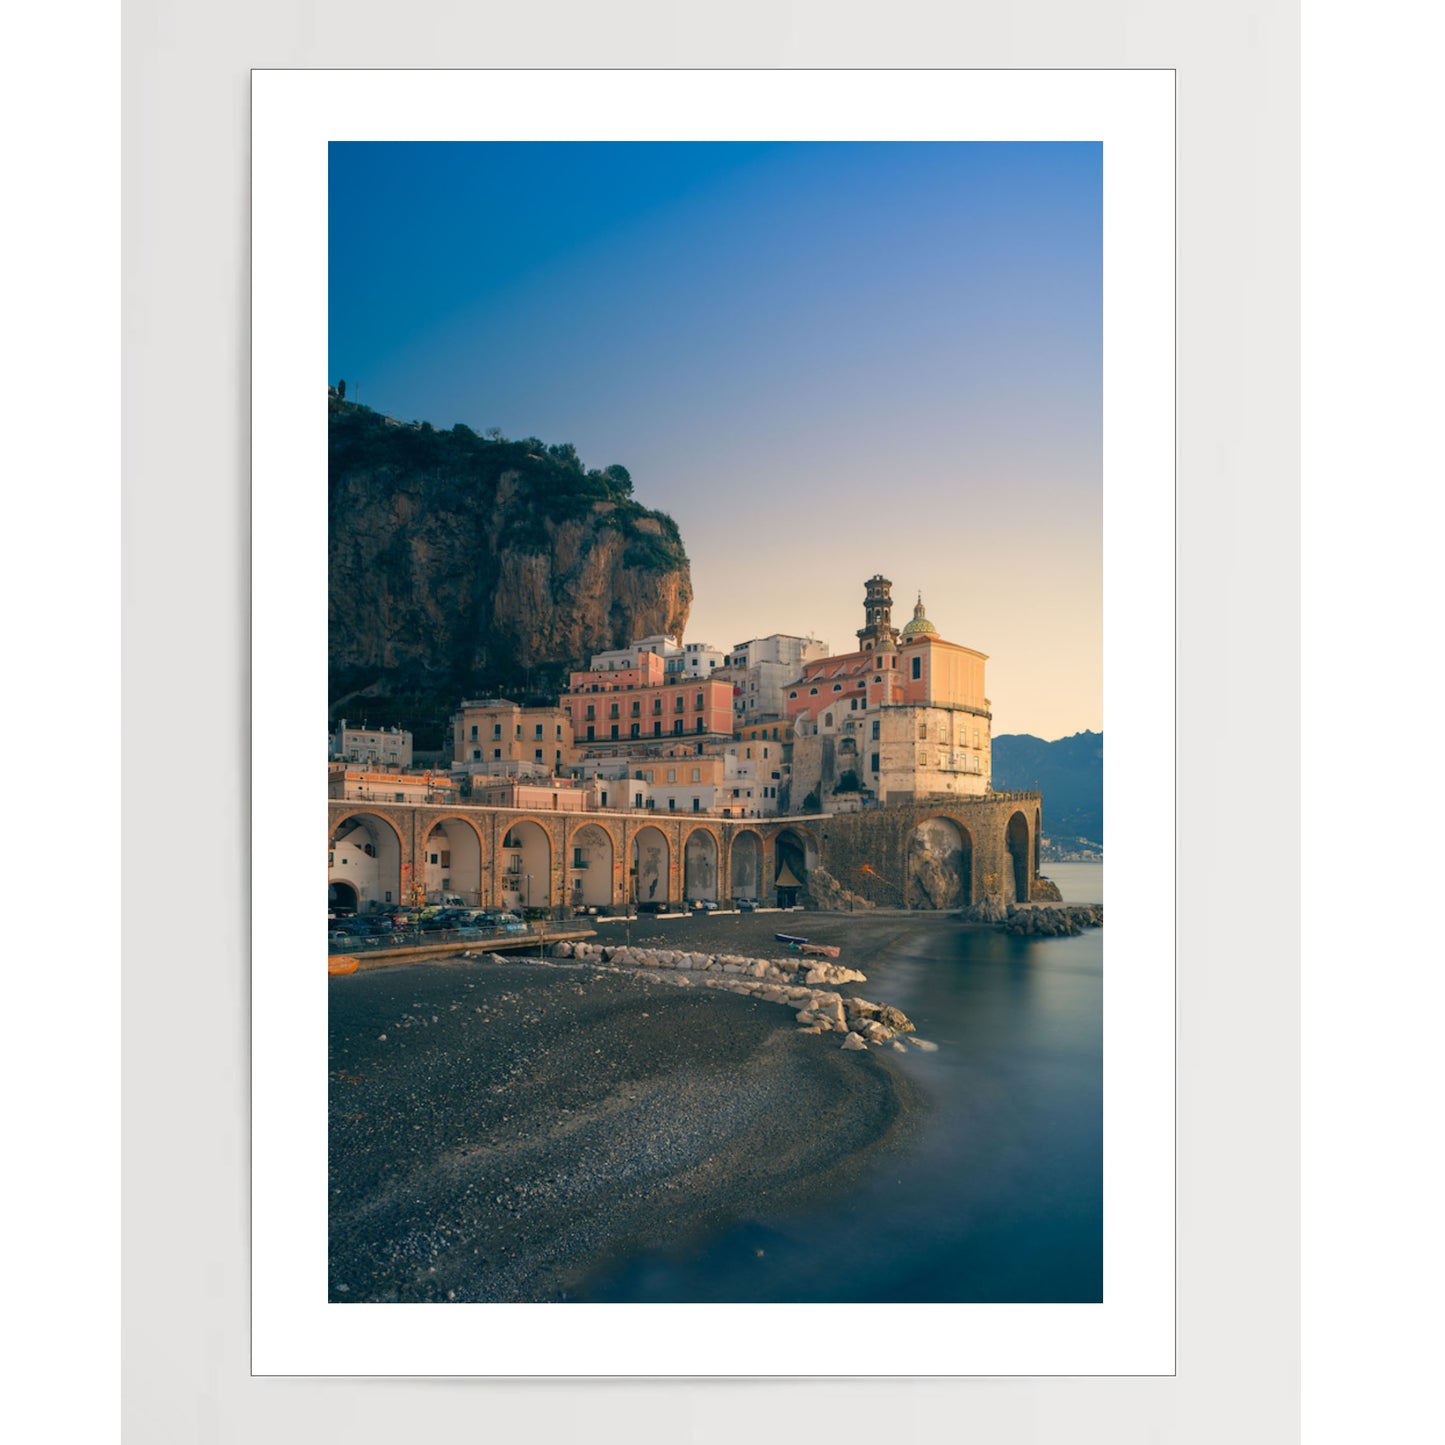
[{"left": 774, "top": 932, "right": 842, "bottom": 958}]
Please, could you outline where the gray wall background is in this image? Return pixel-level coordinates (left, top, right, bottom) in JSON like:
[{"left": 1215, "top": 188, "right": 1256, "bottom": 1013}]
[{"left": 123, "top": 3, "right": 1298, "bottom": 1440}]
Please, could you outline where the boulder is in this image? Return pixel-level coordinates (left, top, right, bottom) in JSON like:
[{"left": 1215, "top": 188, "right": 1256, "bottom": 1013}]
[
  {"left": 840, "top": 1032, "right": 868, "bottom": 1051},
  {"left": 877, "top": 1006, "right": 914, "bottom": 1035},
  {"left": 551, "top": 942, "right": 574, "bottom": 959}
]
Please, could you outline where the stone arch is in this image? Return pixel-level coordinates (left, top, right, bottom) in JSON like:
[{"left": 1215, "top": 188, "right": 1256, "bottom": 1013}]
[
  {"left": 730, "top": 829, "right": 764, "bottom": 901},
  {"left": 568, "top": 822, "right": 615, "bottom": 909},
  {"left": 420, "top": 813, "right": 486, "bottom": 907},
  {"left": 683, "top": 825, "right": 720, "bottom": 903},
  {"left": 328, "top": 811, "right": 404, "bottom": 912},
  {"left": 631, "top": 825, "right": 671, "bottom": 910},
  {"left": 773, "top": 825, "right": 819, "bottom": 906},
  {"left": 328, "top": 879, "right": 358, "bottom": 913},
  {"left": 905, "top": 814, "right": 974, "bottom": 910},
  {"left": 500, "top": 817, "right": 552, "bottom": 911},
  {"left": 1006, "top": 810, "right": 1031, "bottom": 904}
]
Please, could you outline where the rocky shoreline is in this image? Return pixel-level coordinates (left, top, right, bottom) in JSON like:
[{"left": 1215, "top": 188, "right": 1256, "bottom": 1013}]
[
  {"left": 955, "top": 900, "right": 1105, "bottom": 937},
  {"left": 510, "top": 939, "right": 933, "bottom": 1054}
]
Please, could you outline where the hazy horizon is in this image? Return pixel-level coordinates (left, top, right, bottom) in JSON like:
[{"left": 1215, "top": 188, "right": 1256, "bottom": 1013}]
[{"left": 330, "top": 141, "right": 1101, "bottom": 739}]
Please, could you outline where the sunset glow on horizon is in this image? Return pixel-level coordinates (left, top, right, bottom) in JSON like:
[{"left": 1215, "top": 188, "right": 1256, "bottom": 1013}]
[{"left": 330, "top": 141, "right": 1101, "bottom": 740}]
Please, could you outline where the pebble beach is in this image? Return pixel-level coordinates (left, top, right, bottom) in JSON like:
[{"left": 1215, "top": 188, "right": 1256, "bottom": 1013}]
[{"left": 329, "top": 910, "right": 937, "bottom": 1303}]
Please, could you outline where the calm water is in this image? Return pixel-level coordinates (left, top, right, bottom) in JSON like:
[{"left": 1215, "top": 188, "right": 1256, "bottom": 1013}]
[{"left": 579, "top": 862, "right": 1104, "bottom": 1302}]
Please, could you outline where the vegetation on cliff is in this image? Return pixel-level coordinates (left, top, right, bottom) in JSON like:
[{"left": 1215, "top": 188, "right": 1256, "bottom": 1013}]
[{"left": 328, "top": 398, "right": 692, "bottom": 746}]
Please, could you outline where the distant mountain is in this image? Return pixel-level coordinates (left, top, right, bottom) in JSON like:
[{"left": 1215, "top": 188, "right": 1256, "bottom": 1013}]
[{"left": 992, "top": 731, "right": 1103, "bottom": 847}]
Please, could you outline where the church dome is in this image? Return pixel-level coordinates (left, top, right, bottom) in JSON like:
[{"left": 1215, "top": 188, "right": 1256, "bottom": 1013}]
[{"left": 901, "top": 594, "right": 937, "bottom": 637}]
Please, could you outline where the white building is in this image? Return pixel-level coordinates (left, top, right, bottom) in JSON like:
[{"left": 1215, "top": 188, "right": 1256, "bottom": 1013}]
[
  {"left": 331, "top": 719, "right": 413, "bottom": 768},
  {"left": 587, "top": 634, "right": 683, "bottom": 673},
  {"left": 724, "top": 634, "right": 830, "bottom": 721},
  {"left": 677, "top": 641, "right": 727, "bottom": 677}
]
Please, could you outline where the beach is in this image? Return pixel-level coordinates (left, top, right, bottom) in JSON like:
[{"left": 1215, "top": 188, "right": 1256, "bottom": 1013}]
[{"left": 329, "top": 910, "right": 934, "bottom": 1303}]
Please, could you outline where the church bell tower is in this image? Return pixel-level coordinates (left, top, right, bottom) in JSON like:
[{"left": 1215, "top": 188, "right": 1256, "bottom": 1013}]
[{"left": 856, "top": 574, "right": 900, "bottom": 652}]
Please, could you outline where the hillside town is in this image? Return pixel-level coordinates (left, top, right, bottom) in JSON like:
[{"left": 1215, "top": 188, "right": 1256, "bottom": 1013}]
[{"left": 330, "top": 573, "right": 994, "bottom": 822}]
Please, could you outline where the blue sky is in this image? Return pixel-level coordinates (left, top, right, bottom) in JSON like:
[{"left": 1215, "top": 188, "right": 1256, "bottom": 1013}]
[{"left": 330, "top": 141, "right": 1101, "bottom": 738}]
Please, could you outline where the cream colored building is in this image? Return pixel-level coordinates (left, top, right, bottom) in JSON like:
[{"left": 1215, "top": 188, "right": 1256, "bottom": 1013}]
[
  {"left": 787, "top": 582, "right": 993, "bottom": 808},
  {"left": 327, "top": 763, "right": 458, "bottom": 805},
  {"left": 450, "top": 698, "right": 578, "bottom": 780},
  {"left": 331, "top": 720, "right": 413, "bottom": 768}
]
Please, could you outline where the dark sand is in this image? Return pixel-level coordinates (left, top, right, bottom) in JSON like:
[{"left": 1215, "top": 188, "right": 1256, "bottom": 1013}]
[{"left": 329, "top": 910, "right": 938, "bottom": 1302}]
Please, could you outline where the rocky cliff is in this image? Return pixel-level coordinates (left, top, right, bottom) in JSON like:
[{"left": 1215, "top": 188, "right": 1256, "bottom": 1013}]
[{"left": 329, "top": 400, "right": 692, "bottom": 745}]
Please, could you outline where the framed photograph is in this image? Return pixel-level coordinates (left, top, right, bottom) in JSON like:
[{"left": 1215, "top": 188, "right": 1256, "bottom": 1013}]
[{"left": 252, "top": 68, "right": 1174, "bottom": 1376}]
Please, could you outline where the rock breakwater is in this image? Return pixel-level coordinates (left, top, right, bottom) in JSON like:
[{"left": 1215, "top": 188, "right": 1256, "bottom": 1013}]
[
  {"left": 954, "top": 901, "right": 1103, "bottom": 937},
  {"left": 460, "top": 940, "right": 928, "bottom": 1052}
]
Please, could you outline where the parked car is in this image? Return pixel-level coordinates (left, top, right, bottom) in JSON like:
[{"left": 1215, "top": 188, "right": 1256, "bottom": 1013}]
[{"left": 737, "top": 898, "right": 758, "bottom": 912}]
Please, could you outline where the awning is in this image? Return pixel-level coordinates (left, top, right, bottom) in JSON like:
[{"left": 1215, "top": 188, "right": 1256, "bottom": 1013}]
[{"left": 775, "top": 861, "right": 803, "bottom": 889}]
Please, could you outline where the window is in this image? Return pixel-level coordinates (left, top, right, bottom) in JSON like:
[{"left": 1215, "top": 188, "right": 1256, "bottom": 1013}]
[
  {"left": 918, "top": 724, "right": 927, "bottom": 740},
  {"left": 633, "top": 792, "right": 643, "bottom": 808},
  {"left": 871, "top": 721, "right": 880, "bottom": 740},
  {"left": 472, "top": 748, "right": 481, "bottom": 760},
  {"left": 654, "top": 722, "right": 662, "bottom": 737},
  {"left": 668, "top": 798, "right": 676, "bottom": 811},
  {"left": 556, "top": 725, "right": 563, "bottom": 739},
  {"left": 600, "top": 790, "right": 608, "bottom": 807},
  {"left": 535, "top": 749, "right": 544, "bottom": 761},
  {"left": 586, "top": 704, "right": 595, "bottom": 720},
  {"left": 809, "top": 687, "right": 818, "bottom": 695},
  {"left": 494, "top": 748, "right": 502, "bottom": 759},
  {"left": 911, "top": 657, "right": 922, "bottom": 680},
  {"left": 493, "top": 723, "right": 502, "bottom": 738},
  {"left": 746, "top": 747, "right": 751, "bottom": 759},
  {"left": 609, "top": 703, "right": 619, "bottom": 719},
  {"left": 630, "top": 723, "right": 640, "bottom": 738},
  {"left": 586, "top": 726, "right": 595, "bottom": 742},
  {"left": 691, "top": 768, "right": 701, "bottom": 782},
  {"left": 440, "top": 851, "right": 450, "bottom": 868},
  {"left": 573, "top": 848, "right": 585, "bottom": 867},
  {"left": 695, "top": 718, "right": 704, "bottom": 733},
  {"left": 470, "top": 725, "right": 478, "bottom": 740},
  {"left": 674, "top": 720, "right": 683, "bottom": 735},
  {"left": 610, "top": 725, "right": 619, "bottom": 740},
  {"left": 674, "top": 695, "right": 683, "bottom": 712},
  {"left": 694, "top": 692, "right": 704, "bottom": 710},
  {"left": 631, "top": 700, "right": 640, "bottom": 716},
  {"left": 515, "top": 725, "right": 522, "bottom": 738},
  {"left": 692, "top": 798, "right": 701, "bottom": 812},
  {"left": 667, "top": 769, "right": 677, "bottom": 783},
  {"left": 824, "top": 713, "right": 833, "bottom": 727},
  {"left": 789, "top": 691, "right": 797, "bottom": 699},
  {"left": 871, "top": 752, "right": 880, "bottom": 772},
  {"left": 535, "top": 723, "right": 543, "bottom": 738},
  {"left": 653, "top": 698, "right": 662, "bottom": 714},
  {"left": 833, "top": 683, "right": 843, "bottom": 692}
]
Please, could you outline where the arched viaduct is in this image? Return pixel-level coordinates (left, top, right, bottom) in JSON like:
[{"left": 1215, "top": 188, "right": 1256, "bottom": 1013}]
[{"left": 326, "top": 792, "right": 1044, "bottom": 916}]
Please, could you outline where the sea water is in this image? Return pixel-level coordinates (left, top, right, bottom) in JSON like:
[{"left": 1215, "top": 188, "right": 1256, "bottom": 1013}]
[{"left": 578, "top": 861, "right": 1105, "bottom": 1303}]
